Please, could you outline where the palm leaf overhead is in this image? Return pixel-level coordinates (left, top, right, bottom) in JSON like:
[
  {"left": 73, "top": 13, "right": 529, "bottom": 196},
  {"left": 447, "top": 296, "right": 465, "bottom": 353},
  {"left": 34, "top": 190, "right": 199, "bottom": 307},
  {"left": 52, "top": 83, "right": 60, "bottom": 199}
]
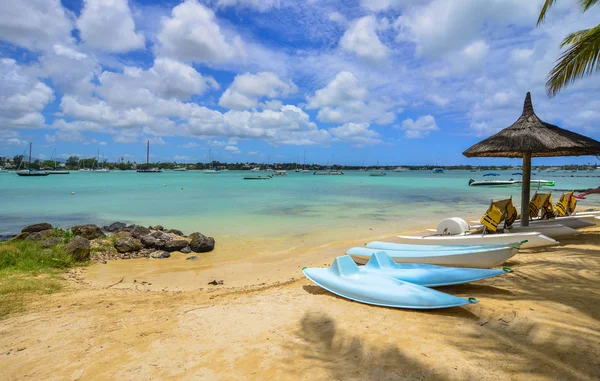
[
  {"left": 539, "top": 0, "right": 600, "bottom": 24},
  {"left": 537, "top": 0, "right": 600, "bottom": 96},
  {"left": 547, "top": 25, "right": 600, "bottom": 96},
  {"left": 537, "top": 0, "right": 557, "bottom": 25}
]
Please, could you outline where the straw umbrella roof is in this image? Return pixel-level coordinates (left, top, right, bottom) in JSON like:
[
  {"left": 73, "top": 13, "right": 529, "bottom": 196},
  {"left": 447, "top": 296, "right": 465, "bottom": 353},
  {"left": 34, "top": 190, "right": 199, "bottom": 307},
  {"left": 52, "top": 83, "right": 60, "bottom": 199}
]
[{"left": 463, "top": 92, "right": 600, "bottom": 158}]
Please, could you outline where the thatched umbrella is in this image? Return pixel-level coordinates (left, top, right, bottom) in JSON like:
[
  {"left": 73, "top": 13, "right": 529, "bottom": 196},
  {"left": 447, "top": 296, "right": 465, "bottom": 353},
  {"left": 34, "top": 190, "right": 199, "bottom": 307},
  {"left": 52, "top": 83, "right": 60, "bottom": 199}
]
[{"left": 463, "top": 92, "right": 600, "bottom": 226}]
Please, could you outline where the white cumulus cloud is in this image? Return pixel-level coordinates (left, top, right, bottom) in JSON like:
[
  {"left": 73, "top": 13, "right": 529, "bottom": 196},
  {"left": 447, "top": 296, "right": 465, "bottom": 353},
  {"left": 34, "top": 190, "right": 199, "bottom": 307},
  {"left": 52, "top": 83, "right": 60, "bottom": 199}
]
[
  {"left": 0, "top": 0, "right": 73, "bottom": 51},
  {"left": 340, "top": 16, "right": 388, "bottom": 62},
  {"left": 219, "top": 72, "right": 297, "bottom": 110},
  {"left": 399, "top": 115, "right": 439, "bottom": 139},
  {"left": 157, "top": 0, "right": 242, "bottom": 64},
  {"left": 77, "top": 0, "right": 145, "bottom": 53}
]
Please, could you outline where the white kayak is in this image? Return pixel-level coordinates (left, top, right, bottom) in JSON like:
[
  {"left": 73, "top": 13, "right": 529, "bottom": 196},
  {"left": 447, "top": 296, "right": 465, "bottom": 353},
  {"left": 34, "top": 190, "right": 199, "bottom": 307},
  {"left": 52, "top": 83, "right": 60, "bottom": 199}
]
[
  {"left": 365, "top": 241, "right": 523, "bottom": 252},
  {"left": 302, "top": 256, "right": 477, "bottom": 309},
  {"left": 362, "top": 251, "right": 511, "bottom": 287},
  {"left": 347, "top": 245, "right": 519, "bottom": 268},
  {"left": 506, "top": 224, "right": 580, "bottom": 238},
  {"left": 395, "top": 232, "right": 557, "bottom": 249}
]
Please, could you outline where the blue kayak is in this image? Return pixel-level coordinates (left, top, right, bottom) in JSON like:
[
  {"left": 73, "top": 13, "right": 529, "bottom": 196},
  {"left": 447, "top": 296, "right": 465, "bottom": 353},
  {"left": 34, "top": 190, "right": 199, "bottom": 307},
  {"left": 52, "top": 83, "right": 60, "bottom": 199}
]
[
  {"left": 366, "top": 241, "right": 523, "bottom": 251},
  {"left": 362, "top": 252, "right": 511, "bottom": 287},
  {"left": 302, "top": 256, "right": 477, "bottom": 309},
  {"left": 347, "top": 245, "right": 518, "bottom": 268}
]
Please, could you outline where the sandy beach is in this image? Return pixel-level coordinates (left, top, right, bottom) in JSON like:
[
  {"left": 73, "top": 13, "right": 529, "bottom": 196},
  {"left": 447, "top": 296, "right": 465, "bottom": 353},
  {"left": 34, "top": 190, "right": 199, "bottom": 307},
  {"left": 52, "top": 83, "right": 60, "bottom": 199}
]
[{"left": 1, "top": 222, "right": 599, "bottom": 380}]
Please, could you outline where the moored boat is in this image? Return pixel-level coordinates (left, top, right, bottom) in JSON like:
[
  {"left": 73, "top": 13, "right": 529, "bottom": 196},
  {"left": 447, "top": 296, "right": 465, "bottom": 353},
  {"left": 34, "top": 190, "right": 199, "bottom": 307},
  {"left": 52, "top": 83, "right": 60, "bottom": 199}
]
[
  {"left": 137, "top": 141, "right": 162, "bottom": 173},
  {"left": 16, "top": 143, "right": 48, "bottom": 177}
]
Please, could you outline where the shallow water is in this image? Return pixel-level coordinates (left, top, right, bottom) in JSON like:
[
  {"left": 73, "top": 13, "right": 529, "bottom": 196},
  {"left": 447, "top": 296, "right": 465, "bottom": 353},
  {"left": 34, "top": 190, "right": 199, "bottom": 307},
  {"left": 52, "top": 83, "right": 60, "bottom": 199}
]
[{"left": 1, "top": 169, "right": 598, "bottom": 252}]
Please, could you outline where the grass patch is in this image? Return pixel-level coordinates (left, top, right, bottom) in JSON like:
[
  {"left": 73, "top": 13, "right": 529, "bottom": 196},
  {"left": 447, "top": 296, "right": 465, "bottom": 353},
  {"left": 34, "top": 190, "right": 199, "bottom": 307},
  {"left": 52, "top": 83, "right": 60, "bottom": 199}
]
[{"left": 0, "top": 240, "right": 86, "bottom": 319}]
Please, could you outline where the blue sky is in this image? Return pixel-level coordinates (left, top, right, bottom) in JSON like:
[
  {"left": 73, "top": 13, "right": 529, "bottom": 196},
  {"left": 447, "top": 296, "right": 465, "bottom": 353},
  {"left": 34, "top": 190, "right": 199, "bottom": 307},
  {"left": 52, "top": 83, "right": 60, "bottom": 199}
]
[{"left": 1, "top": 0, "right": 599, "bottom": 166}]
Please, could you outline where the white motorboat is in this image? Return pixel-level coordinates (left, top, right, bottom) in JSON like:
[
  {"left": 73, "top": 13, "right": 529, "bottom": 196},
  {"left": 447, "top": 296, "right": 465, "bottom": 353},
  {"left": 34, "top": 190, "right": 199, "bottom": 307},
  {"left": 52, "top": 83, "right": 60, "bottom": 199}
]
[{"left": 469, "top": 179, "right": 516, "bottom": 187}]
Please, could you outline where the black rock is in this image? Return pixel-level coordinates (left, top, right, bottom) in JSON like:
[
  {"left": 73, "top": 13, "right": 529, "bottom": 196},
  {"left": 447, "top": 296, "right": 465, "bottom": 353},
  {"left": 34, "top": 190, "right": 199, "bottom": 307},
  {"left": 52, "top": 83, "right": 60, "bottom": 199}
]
[
  {"left": 25, "top": 229, "right": 53, "bottom": 241},
  {"left": 162, "top": 239, "right": 189, "bottom": 252},
  {"left": 150, "top": 231, "right": 170, "bottom": 240},
  {"left": 165, "top": 229, "right": 184, "bottom": 236},
  {"left": 72, "top": 224, "right": 105, "bottom": 240},
  {"left": 114, "top": 237, "right": 142, "bottom": 253},
  {"left": 41, "top": 237, "right": 63, "bottom": 248},
  {"left": 65, "top": 236, "right": 91, "bottom": 261},
  {"left": 186, "top": 256, "right": 198, "bottom": 261},
  {"left": 22, "top": 223, "right": 53, "bottom": 233},
  {"left": 150, "top": 250, "right": 171, "bottom": 259},
  {"left": 180, "top": 246, "right": 191, "bottom": 254},
  {"left": 130, "top": 225, "right": 151, "bottom": 239},
  {"left": 189, "top": 232, "right": 215, "bottom": 253},
  {"left": 141, "top": 235, "right": 159, "bottom": 248},
  {"left": 102, "top": 222, "right": 127, "bottom": 233}
]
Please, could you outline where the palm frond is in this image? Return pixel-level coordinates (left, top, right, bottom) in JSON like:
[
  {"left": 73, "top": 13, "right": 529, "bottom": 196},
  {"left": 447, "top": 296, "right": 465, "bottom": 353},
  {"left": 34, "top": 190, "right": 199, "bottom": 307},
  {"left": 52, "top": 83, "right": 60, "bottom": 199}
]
[
  {"left": 537, "top": 0, "right": 558, "bottom": 25},
  {"left": 579, "top": 0, "right": 600, "bottom": 12},
  {"left": 546, "top": 24, "right": 600, "bottom": 96}
]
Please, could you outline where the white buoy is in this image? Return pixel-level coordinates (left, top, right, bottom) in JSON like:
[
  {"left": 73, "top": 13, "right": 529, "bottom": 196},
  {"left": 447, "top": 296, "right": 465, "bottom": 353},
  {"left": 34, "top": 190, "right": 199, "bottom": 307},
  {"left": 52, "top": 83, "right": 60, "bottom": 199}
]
[
  {"left": 164, "top": 184, "right": 166, "bottom": 186},
  {"left": 71, "top": 192, "right": 75, "bottom": 195}
]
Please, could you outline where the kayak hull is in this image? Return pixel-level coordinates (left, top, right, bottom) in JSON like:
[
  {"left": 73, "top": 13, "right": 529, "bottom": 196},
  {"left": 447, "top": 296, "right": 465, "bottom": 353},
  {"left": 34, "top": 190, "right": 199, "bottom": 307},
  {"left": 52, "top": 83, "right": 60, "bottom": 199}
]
[
  {"left": 395, "top": 232, "right": 557, "bottom": 249},
  {"left": 507, "top": 224, "right": 580, "bottom": 238},
  {"left": 302, "top": 256, "right": 475, "bottom": 309},
  {"left": 347, "top": 246, "right": 519, "bottom": 268},
  {"left": 363, "top": 251, "right": 509, "bottom": 287},
  {"left": 365, "top": 241, "right": 521, "bottom": 252}
]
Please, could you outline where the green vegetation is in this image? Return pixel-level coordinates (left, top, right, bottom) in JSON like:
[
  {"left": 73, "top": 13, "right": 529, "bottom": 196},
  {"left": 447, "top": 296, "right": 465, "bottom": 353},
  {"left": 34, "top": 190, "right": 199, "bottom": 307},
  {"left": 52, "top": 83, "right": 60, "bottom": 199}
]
[
  {"left": 0, "top": 240, "right": 86, "bottom": 319},
  {"left": 538, "top": 0, "right": 600, "bottom": 96}
]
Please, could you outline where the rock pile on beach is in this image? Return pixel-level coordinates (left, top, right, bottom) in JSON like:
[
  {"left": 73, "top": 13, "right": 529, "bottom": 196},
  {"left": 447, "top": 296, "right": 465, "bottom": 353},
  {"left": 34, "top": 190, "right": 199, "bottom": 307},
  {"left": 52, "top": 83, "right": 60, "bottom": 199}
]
[{"left": 7, "top": 222, "right": 215, "bottom": 263}]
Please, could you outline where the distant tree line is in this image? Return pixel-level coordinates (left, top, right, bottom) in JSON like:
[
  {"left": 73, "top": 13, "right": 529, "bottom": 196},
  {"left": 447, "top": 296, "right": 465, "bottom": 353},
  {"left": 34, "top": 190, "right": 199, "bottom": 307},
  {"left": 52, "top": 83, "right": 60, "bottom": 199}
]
[{"left": 1, "top": 155, "right": 597, "bottom": 171}]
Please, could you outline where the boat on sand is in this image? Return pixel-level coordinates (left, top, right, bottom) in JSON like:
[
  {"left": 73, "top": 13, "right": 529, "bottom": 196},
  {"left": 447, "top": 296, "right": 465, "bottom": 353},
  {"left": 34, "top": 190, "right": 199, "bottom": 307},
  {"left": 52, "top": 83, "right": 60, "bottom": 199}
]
[{"left": 302, "top": 256, "right": 477, "bottom": 309}]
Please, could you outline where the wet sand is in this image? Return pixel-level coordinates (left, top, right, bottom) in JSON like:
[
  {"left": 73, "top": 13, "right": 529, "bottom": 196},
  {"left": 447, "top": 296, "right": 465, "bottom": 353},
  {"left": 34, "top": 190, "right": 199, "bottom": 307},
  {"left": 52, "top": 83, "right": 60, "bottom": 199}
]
[{"left": 1, "top": 225, "right": 599, "bottom": 380}]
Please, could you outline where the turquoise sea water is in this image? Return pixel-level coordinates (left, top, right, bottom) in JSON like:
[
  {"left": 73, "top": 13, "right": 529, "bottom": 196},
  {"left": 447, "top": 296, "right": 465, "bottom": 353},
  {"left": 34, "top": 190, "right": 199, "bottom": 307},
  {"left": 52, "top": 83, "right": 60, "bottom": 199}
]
[{"left": 1, "top": 170, "right": 599, "bottom": 239}]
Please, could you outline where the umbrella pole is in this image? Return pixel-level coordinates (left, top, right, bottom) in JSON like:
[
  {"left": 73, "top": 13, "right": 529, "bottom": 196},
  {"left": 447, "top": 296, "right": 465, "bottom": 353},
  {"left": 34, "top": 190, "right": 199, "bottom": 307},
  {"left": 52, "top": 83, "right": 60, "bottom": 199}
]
[{"left": 521, "top": 153, "right": 531, "bottom": 227}]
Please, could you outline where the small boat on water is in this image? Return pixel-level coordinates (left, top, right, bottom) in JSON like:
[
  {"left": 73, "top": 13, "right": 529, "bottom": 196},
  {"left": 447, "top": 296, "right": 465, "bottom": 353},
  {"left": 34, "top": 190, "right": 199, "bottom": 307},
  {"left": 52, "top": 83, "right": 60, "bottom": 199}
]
[
  {"left": 137, "top": 141, "right": 162, "bottom": 173},
  {"left": 243, "top": 175, "right": 271, "bottom": 180},
  {"left": 17, "top": 143, "right": 48, "bottom": 177},
  {"left": 272, "top": 170, "right": 287, "bottom": 176},
  {"left": 369, "top": 171, "right": 386, "bottom": 176},
  {"left": 394, "top": 167, "right": 409, "bottom": 172},
  {"left": 303, "top": 256, "right": 477, "bottom": 309},
  {"left": 362, "top": 252, "right": 511, "bottom": 287},
  {"left": 47, "top": 169, "right": 70, "bottom": 174},
  {"left": 203, "top": 148, "right": 220, "bottom": 174},
  {"left": 172, "top": 167, "right": 187, "bottom": 171},
  {"left": 469, "top": 179, "right": 516, "bottom": 187},
  {"left": 433, "top": 167, "right": 444, "bottom": 173},
  {"left": 314, "top": 170, "right": 344, "bottom": 175},
  {"left": 347, "top": 245, "right": 519, "bottom": 268}
]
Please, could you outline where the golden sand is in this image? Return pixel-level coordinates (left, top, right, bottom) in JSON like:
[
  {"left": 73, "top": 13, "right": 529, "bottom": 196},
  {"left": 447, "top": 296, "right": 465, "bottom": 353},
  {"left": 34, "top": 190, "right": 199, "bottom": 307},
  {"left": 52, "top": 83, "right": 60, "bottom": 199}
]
[{"left": 1, "top": 226, "right": 599, "bottom": 380}]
